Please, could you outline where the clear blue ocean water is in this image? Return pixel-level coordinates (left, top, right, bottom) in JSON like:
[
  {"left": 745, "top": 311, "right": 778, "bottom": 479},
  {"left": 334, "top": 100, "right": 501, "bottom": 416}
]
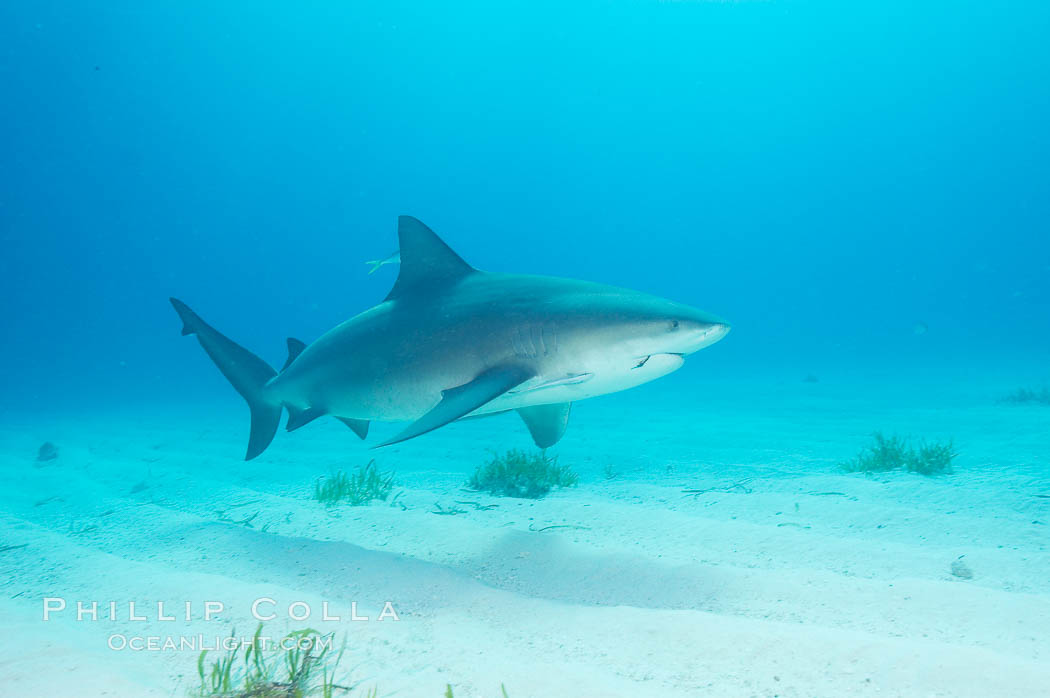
[
  {"left": 4, "top": 0, "right": 1049, "bottom": 410},
  {"left": 2, "top": 2, "right": 1049, "bottom": 697}
]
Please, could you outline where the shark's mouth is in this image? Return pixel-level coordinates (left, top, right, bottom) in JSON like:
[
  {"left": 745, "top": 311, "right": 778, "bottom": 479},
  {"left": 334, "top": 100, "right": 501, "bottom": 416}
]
[
  {"left": 509, "top": 353, "right": 686, "bottom": 397},
  {"left": 632, "top": 353, "right": 683, "bottom": 370}
]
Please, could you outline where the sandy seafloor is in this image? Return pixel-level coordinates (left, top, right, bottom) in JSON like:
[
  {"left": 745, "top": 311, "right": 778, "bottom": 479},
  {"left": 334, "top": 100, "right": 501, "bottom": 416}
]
[{"left": 1, "top": 374, "right": 1049, "bottom": 698}]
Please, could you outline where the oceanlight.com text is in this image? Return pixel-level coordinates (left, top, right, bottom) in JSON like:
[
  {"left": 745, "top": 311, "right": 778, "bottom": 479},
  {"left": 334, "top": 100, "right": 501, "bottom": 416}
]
[{"left": 106, "top": 633, "right": 337, "bottom": 652}]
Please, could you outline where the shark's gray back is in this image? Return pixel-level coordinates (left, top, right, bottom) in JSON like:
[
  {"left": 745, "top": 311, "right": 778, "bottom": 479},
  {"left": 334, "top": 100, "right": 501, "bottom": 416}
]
[{"left": 270, "top": 271, "right": 630, "bottom": 420}]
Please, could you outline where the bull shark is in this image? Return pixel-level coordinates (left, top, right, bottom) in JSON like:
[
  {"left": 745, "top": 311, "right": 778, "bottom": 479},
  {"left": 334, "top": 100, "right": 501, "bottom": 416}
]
[{"left": 171, "top": 216, "right": 729, "bottom": 459}]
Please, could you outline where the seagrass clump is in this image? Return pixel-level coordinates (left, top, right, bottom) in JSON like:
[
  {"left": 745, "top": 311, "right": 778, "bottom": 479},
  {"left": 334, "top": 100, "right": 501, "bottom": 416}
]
[
  {"left": 467, "top": 449, "right": 577, "bottom": 499},
  {"left": 314, "top": 460, "right": 394, "bottom": 506},
  {"left": 842, "top": 433, "right": 955, "bottom": 476}
]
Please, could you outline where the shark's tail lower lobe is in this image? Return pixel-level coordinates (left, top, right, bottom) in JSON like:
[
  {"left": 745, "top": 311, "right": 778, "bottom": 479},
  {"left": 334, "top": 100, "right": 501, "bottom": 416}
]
[{"left": 170, "top": 298, "right": 282, "bottom": 460}]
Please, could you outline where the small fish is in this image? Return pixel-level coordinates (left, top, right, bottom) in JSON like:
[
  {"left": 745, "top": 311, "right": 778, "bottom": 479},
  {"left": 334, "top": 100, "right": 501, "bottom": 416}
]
[{"left": 365, "top": 250, "right": 400, "bottom": 274}]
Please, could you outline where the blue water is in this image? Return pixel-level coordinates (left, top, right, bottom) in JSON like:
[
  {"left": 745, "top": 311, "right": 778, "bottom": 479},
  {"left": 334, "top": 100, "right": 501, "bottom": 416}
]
[
  {"left": 3, "top": 2, "right": 1050, "bottom": 696},
  {"left": 4, "top": 0, "right": 1049, "bottom": 412}
]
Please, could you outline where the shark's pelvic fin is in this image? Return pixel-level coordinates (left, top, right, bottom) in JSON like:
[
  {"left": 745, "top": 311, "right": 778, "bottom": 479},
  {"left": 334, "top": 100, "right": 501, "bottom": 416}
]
[
  {"left": 283, "top": 338, "right": 307, "bottom": 371},
  {"left": 169, "top": 298, "right": 281, "bottom": 460},
  {"left": 375, "top": 365, "right": 534, "bottom": 448},
  {"left": 517, "top": 403, "right": 572, "bottom": 448},
  {"left": 384, "top": 216, "right": 476, "bottom": 302},
  {"left": 336, "top": 417, "right": 370, "bottom": 440},
  {"left": 286, "top": 405, "right": 326, "bottom": 432}
]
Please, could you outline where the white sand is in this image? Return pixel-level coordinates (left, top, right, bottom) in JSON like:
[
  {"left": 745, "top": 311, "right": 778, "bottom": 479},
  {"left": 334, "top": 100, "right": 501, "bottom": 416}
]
[{"left": 1, "top": 377, "right": 1048, "bottom": 697}]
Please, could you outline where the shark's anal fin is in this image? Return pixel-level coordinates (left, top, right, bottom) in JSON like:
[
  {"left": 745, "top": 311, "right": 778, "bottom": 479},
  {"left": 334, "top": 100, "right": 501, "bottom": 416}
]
[
  {"left": 286, "top": 405, "right": 326, "bottom": 432},
  {"left": 283, "top": 338, "right": 307, "bottom": 371},
  {"left": 384, "top": 216, "right": 476, "bottom": 302},
  {"left": 374, "top": 365, "right": 534, "bottom": 448},
  {"left": 517, "top": 403, "right": 572, "bottom": 448},
  {"left": 336, "top": 417, "right": 370, "bottom": 440}
]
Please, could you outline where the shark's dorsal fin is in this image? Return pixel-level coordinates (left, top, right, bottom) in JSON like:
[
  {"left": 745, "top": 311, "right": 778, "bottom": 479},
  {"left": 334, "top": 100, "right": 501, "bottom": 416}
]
[
  {"left": 282, "top": 337, "right": 307, "bottom": 371},
  {"left": 384, "top": 216, "right": 476, "bottom": 302}
]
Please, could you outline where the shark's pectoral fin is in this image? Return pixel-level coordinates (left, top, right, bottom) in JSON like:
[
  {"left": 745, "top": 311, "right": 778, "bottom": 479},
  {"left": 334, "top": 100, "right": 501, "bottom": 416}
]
[
  {"left": 336, "top": 417, "right": 370, "bottom": 440},
  {"left": 286, "top": 405, "right": 326, "bottom": 431},
  {"left": 457, "top": 409, "right": 512, "bottom": 421},
  {"left": 517, "top": 402, "right": 572, "bottom": 448},
  {"left": 282, "top": 338, "right": 307, "bottom": 371},
  {"left": 374, "top": 365, "right": 534, "bottom": 448}
]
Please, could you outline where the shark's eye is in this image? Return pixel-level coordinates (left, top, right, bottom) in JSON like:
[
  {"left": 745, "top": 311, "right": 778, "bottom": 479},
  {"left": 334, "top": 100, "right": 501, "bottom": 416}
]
[{"left": 669, "top": 319, "right": 680, "bottom": 331}]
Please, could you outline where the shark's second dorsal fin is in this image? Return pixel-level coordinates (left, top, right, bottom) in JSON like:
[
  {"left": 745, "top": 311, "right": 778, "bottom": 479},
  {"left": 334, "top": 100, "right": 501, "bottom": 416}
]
[
  {"left": 282, "top": 338, "right": 307, "bottom": 371},
  {"left": 384, "top": 216, "right": 475, "bottom": 302}
]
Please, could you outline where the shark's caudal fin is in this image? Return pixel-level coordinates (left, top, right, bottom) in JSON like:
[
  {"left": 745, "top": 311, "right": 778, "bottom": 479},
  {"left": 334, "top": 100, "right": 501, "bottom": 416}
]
[{"left": 170, "top": 298, "right": 282, "bottom": 460}]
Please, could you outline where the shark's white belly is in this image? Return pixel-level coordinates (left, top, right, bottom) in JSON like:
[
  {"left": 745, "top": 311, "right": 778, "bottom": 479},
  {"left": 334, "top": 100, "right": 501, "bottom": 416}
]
[
  {"left": 471, "top": 352, "right": 685, "bottom": 415},
  {"left": 318, "top": 351, "right": 684, "bottom": 423}
]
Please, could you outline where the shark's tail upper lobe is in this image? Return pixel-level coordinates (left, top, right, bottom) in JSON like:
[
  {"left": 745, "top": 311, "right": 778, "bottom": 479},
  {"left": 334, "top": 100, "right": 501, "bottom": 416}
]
[{"left": 170, "top": 298, "right": 281, "bottom": 460}]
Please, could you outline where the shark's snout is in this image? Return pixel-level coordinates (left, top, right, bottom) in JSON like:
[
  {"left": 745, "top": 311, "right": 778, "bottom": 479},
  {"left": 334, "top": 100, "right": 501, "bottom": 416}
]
[
  {"left": 698, "top": 320, "right": 731, "bottom": 341},
  {"left": 673, "top": 317, "right": 730, "bottom": 355}
]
